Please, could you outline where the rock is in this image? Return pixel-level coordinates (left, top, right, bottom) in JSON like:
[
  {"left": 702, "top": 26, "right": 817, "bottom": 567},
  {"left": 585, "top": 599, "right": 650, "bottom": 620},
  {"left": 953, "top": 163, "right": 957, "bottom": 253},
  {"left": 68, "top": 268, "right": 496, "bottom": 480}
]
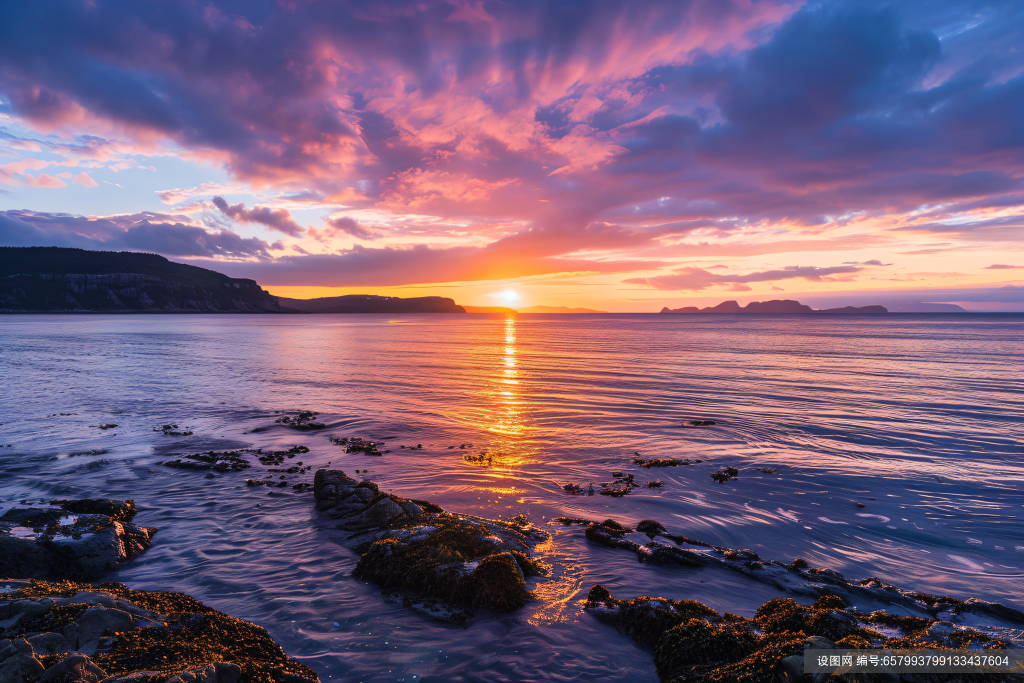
[
  {"left": 313, "top": 469, "right": 548, "bottom": 622},
  {"left": 586, "top": 586, "right": 800, "bottom": 683},
  {"left": 960, "top": 597, "right": 1024, "bottom": 624},
  {"left": 8, "top": 599, "right": 55, "bottom": 623},
  {"left": 362, "top": 497, "right": 404, "bottom": 526},
  {"left": 0, "top": 581, "right": 318, "bottom": 683},
  {"left": 0, "top": 501, "right": 156, "bottom": 581},
  {"left": 63, "top": 607, "right": 134, "bottom": 652},
  {"left": 636, "top": 520, "right": 667, "bottom": 538},
  {"left": 95, "top": 672, "right": 162, "bottom": 683},
  {"left": 804, "top": 636, "right": 835, "bottom": 649},
  {"left": 160, "top": 451, "right": 250, "bottom": 472},
  {"left": 26, "top": 632, "right": 71, "bottom": 655},
  {"left": 780, "top": 654, "right": 804, "bottom": 681},
  {"left": 0, "top": 639, "right": 32, "bottom": 664},
  {"left": 164, "top": 663, "right": 240, "bottom": 683},
  {"left": 38, "top": 654, "right": 106, "bottom": 683},
  {"left": 710, "top": 466, "right": 738, "bottom": 483},
  {"left": 0, "top": 653, "right": 44, "bottom": 683},
  {"left": 52, "top": 500, "right": 136, "bottom": 522}
]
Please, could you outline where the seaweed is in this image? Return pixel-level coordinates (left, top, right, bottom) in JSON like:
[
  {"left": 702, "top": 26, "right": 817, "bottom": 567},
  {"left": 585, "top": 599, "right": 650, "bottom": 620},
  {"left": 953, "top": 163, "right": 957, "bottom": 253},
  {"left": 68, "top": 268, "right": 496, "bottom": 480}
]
[{"left": 710, "top": 467, "right": 738, "bottom": 484}]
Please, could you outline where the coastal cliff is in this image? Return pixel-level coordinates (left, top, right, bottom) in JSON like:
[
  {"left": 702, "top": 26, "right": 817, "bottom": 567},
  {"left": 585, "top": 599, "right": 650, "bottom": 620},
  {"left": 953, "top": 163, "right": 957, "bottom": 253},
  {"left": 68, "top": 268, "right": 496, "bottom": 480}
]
[
  {"left": 0, "top": 247, "right": 283, "bottom": 312},
  {"left": 660, "top": 299, "right": 888, "bottom": 315}
]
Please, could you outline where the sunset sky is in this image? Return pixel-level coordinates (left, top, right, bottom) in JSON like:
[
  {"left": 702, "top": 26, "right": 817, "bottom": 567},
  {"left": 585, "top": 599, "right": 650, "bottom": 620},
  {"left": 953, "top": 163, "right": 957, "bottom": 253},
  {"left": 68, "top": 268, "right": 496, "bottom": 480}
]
[{"left": 1, "top": 0, "right": 1022, "bottom": 311}]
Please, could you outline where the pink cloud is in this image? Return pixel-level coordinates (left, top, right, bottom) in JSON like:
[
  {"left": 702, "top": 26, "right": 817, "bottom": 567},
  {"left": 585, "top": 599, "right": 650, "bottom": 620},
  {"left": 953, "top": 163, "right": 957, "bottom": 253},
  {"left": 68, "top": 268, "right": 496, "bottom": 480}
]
[
  {"left": 23, "top": 173, "right": 67, "bottom": 188},
  {"left": 72, "top": 172, "right": 98, "bottom": 188}
]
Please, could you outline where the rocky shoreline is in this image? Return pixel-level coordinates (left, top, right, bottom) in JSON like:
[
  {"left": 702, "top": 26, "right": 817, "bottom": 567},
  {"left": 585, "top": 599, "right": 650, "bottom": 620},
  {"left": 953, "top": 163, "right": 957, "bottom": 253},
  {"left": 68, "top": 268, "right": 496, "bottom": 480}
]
[
  {"left": 0, "top": 580, "right": 318, "bottom": 683},
  {"left": 566, "top": 516, "right": 1024, "bottom": 682},
  {"left": 0, "top": 492, "right": 318, "bottom": 683},
  {"left": 6, "top": 423, "right": 1024, "bottom": 682}
]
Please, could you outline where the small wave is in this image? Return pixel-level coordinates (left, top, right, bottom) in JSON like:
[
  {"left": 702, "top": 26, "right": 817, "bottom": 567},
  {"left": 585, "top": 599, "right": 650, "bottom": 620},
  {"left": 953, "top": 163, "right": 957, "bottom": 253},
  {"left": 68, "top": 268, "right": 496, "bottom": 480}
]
[
  {"left": 948, "top": 555, "right": 987, "bottom": 572},
  {"left": 817, "top": 517, "right": 847, "bottom": 525},
  {"left": 855, "top": 513, "right": 890, "bottom": 523}
]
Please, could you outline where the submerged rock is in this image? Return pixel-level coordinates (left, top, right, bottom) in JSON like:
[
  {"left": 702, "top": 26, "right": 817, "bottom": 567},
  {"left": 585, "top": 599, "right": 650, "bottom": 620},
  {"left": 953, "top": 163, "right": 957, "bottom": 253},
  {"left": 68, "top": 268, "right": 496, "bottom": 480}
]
[
  {"left": 155, "top": 424, "right": 194, "bottom": 436},
  {"left": 585, "top": 585, "right": 1021, "bottom": 683},
  {"left": 159, "top": 451, "right": 250, "bottom": 472},
  {"left": 313, "top": 469, "right": 548, "bottom": 623},
  {"left": 0, "top": 500, "right": 156, "bottom": 581},
  {"left": 275, "top": 411, "right": 325, "bottom": 430},
  {"left": 330, "top": 437, "right": 388, "bottom": 456},
  {"left": 0, "top": 580, "right": 318, "bottom": 683},
  {"left": 632, "top": 456, "right": 688, "bottom": 468}
]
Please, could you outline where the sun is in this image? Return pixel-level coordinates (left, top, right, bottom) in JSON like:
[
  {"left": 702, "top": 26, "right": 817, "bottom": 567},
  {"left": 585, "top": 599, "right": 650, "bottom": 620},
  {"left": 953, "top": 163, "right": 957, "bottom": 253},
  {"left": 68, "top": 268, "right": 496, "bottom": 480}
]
[{"left": 502, "top": 290, "right": 519, "bottom": 303}]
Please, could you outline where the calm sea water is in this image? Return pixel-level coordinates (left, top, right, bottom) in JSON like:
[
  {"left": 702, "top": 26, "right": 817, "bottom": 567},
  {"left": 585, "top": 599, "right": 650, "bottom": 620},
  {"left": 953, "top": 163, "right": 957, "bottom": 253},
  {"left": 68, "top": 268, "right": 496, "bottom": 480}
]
[{"left": 1, "top": 313, "right": 1022, "bottom": 681}]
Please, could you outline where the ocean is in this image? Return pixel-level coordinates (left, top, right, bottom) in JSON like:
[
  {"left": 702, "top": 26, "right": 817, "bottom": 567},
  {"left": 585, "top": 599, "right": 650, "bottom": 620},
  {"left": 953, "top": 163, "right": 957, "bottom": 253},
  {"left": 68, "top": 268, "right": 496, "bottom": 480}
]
[{"left": 1, "top": 313, "right": 1021, "bottom": 681}]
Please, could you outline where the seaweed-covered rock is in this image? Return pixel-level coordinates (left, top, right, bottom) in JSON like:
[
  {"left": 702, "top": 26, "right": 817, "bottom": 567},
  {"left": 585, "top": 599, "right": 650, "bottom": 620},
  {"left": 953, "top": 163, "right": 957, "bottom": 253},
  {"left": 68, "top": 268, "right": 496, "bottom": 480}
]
[
  {"left": 632, "top": 457, "right": 687, "bottom": 468},
  {"left": 0, "top": 581, "right": 317, "bottom": 683},
  {"left": 575, "top": 517, "right": 1024, "bottom": 629},
  {"left": 0, "top": 500, "right": 156, "bottom": 581},
  {"left": 585, "top": 586, "right": 1020, "bottom": 683},
  {"left": 585, "top": 520, "right": 706, "bottom": 567},
  {"left": 275, "top": 411, "right": 324, "bottom": 431},
  {"left": 313, "top": 469, "right": 548, "bottom": 623},
  {"left": 585, "top": 586, "right": 795, "bottom": 683},
  {"left": 159, "top": 451, "right": 250, "bottom": 472},
  {"left": 330, "top": 437, "right": 387, "bottom": 456}
]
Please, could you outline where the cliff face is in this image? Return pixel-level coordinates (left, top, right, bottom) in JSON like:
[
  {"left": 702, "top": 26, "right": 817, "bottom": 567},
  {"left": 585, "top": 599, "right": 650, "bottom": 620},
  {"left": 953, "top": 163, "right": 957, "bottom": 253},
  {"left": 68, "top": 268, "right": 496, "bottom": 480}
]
[
  {"left": 0, "top": 247, "right": 283, "bottom": 312},
  {"left": 278, "top": 294, "right": 465, "bottom": 313}
]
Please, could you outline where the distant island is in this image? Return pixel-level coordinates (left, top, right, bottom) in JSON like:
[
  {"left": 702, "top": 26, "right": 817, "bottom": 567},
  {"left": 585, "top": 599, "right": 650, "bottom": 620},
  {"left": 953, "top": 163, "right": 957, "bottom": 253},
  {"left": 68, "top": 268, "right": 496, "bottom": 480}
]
[
  {"left": 660, "top": 299, "right": 889, "bottom": 315},
  {"left": 278, "top": 294, "right": 464, "bottom": 314},
  {"left": 0, "top": 247, "right": 282, "bottom": 312}
]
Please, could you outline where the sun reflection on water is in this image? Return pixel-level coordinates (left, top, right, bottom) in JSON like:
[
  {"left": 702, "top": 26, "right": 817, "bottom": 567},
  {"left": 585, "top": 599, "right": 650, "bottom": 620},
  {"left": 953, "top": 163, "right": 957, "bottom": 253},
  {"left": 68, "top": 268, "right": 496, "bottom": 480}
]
[{"left": 479, "top": 316, "right": 535, "bottom": 468}]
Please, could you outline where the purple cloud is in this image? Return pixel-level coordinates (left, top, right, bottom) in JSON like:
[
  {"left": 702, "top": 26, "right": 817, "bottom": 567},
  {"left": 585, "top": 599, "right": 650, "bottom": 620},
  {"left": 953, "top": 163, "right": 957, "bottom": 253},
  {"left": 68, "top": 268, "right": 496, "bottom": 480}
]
[
  {"left": 212, "top": 196, "right": 304, "bottom": 237},
  {"left": 0, "top": 210, "right": 275, "bottom": 259}
]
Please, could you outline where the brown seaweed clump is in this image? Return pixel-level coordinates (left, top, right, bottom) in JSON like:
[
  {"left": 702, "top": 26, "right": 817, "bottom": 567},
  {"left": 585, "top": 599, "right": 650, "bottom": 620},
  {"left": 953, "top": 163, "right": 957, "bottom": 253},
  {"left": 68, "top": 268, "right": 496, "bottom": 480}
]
[
  {"left": 710, "top": 466, "right": 738, "bottom": 484},
  {"left": 0, "top": 580, "right": 318, "bottom": 683}
]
